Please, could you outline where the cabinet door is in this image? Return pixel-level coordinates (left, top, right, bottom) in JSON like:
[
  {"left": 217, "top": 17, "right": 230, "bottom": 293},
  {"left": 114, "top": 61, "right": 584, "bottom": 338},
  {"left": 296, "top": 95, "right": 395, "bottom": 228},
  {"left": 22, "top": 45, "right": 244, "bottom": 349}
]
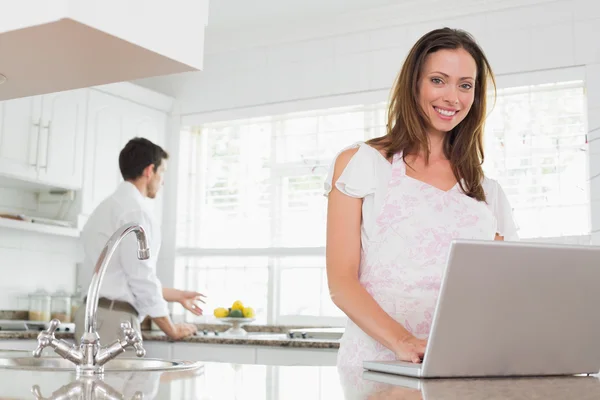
[
  {"left": 120, "top": 101, "right": 167, "bottom": 223},
  {"left": 170, "top": 343, "right": 257, "bottom": 364},
  {"left": 80, "top": 90, "right": 167, "bottom": 220},
  {"left": 80, "top": 90, "right": 126, "bottom": 217},
  {"left": 0, "top": 96, "right": 42, "bottom": 181},
  {"left": 256, "top": 347, "right": 338, "bottom": 366},
  {"left": 142, "top": 341, "right": 173, "bottom": 359},
  {"left": 37, "top": 90, "right": 87, "bottom": 190}
]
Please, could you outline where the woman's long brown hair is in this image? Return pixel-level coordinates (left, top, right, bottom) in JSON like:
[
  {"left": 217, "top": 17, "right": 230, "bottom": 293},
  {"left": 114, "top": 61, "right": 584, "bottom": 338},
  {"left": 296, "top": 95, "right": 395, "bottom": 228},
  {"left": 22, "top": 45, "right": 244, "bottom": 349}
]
[{"left": 367, "top": 27, "right": 496, "bottom": 202}]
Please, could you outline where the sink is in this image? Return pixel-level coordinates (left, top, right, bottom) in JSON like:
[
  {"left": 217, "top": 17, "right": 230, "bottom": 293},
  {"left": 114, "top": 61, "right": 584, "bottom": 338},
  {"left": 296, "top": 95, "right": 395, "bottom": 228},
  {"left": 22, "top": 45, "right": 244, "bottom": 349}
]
[{"left": 0, "top": 356, "right": 201, "bottom": 372}]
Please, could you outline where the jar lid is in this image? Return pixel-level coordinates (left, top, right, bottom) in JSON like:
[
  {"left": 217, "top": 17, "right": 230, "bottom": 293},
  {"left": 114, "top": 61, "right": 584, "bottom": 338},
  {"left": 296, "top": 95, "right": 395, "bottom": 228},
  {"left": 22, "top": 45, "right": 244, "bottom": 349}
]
[{"left": 29, "top": 289, "right": 50, "bottom": 298}]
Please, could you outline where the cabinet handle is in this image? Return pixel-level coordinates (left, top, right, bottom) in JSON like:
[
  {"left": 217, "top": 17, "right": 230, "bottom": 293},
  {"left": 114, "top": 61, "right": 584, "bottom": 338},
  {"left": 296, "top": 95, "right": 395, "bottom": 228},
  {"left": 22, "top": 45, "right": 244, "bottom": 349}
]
[
  {"left": 32, "top": 117, "right": 42, "bottom": 168},
  {"left": 40, "top": 121, "right": 51, "bottom": 170}
]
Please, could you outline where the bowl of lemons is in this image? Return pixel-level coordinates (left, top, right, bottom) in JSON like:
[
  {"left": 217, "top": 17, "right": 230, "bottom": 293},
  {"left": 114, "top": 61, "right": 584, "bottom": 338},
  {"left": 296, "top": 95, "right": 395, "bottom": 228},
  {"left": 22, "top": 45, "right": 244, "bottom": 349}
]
[{"left": 213, "top": 300, "right": 256, "bottom": 336}]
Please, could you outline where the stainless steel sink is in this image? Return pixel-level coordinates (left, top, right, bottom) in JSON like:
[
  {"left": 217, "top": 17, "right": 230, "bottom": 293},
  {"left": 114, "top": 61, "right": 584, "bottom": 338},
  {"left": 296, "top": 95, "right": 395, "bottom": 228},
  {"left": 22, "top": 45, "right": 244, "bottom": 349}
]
[{"left": 0, "top": 356, "right": 201, "bottom": 372}]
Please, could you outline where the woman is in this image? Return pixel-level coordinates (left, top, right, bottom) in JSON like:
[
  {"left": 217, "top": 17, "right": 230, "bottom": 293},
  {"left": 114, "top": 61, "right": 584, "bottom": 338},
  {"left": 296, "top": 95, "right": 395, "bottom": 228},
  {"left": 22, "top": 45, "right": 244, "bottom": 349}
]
[{"left": 325, "top": 28, "right": 519, "bottom": 368}]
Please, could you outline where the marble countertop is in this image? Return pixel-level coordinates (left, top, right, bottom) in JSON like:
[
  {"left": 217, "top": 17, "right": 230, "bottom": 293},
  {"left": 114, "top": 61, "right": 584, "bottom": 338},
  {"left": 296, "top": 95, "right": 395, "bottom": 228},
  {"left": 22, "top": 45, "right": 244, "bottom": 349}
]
[
  {"left": 0, "top": 350, "right": 598, "bottom": 399},
  {"left": 0, "top": 330, "right": 340, "bottom": 349}
]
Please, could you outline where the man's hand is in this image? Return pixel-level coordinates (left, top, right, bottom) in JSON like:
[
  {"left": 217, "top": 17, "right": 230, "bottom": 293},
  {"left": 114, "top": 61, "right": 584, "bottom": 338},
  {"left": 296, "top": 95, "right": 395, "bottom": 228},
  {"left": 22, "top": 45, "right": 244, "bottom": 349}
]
[
  {"left": 152, "top": 317, "right": 198, "bottom": 340},
  {"left": 163, "top": 288, "right": 206, "bottom": 316},
  {"left": 177, "top": 290, "right": 206, "bottom": 316},
  {"left": 169, "top": 323, "right": 198, "bottom": 340}
]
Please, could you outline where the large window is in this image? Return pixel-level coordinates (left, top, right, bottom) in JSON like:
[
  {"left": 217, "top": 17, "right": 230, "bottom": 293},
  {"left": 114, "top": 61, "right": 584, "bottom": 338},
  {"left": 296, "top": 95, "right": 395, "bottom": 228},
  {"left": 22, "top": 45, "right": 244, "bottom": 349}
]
[
  {"left": 175, "top": 80, "right": 588, "bottom": 325},
  {"left": 483, "top": 81, "right": 589, "bottom": 238}
]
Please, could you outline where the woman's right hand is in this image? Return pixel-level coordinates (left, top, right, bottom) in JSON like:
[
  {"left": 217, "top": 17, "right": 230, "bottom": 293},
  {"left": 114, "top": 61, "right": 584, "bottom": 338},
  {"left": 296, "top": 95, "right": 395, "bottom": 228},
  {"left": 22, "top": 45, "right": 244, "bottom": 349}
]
[{"left": 393, "top": 335, "right": 428, "bottom": 363}]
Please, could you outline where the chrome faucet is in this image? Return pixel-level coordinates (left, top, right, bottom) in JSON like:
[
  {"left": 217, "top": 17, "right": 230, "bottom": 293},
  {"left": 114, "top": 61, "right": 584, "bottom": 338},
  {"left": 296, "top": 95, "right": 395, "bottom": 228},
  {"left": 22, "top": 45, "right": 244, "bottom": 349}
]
[{"left": 33, "top": 223, "right": 150, "bottom": 376}]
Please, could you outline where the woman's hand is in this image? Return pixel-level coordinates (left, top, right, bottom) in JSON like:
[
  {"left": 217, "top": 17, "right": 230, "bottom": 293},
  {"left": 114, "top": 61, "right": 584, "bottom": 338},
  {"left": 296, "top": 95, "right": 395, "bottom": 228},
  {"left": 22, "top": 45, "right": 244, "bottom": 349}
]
[{"left": 393, "top": 335, "right": 428, "bottom": 364}]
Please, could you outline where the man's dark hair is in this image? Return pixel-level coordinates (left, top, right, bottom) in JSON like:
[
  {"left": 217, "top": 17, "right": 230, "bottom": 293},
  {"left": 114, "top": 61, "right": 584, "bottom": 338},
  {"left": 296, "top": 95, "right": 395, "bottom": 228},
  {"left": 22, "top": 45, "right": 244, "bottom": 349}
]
[{"left": 119, "top": 137, "right": 169, "bottom": 181}]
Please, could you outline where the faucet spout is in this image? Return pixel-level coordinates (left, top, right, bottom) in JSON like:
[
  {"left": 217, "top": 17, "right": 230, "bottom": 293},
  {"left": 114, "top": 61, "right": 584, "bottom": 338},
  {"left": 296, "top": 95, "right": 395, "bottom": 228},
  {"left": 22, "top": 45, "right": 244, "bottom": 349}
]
[
  {"left": 84, "top": 224, "right": 150, "bottom": 335},
  {"left": 31, "top": 223, "right": 150, "bottom": 376}
]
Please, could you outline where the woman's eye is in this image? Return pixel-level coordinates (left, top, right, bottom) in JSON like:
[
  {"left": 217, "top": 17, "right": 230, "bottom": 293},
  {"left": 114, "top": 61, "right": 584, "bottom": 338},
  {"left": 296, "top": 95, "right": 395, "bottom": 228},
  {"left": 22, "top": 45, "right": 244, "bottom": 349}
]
[
  {"left": 431, "top": 78, "right": 443, "bottom": 84},
  {"left": 461, "top": 83, "right": 473, "bottom": 90}
]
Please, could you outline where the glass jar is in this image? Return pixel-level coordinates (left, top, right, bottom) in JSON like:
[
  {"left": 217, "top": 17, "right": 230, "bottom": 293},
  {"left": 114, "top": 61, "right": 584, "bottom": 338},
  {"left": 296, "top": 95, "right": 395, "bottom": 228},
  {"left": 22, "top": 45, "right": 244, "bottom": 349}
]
[
  {"left": 70, "top": 286, "right": 83, "bottom": 321},
  {"left": 51, "top": 290, "right": 72, "bottom": 323},
  {"left": 16, "top": 294, "right": 29, "bottom": 311},
  {"left": 15, "top": 294, "right": 30, "bottom": 320},
  {"left": 28, "top": 289, "right": 51, "bottom": 322}
]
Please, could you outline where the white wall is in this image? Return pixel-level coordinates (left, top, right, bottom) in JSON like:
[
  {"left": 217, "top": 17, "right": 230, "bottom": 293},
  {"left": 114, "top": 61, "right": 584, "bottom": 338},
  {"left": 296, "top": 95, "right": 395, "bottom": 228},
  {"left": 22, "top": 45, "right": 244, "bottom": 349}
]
[
  {"left": 0, "top": 227, "right": 78, "bottom": 310},
  {"left": 0, "top": 187, "right": 79, "bottom": 310},
  {"left": 171, "top": 0, "right": 600, "bottom": 244}
]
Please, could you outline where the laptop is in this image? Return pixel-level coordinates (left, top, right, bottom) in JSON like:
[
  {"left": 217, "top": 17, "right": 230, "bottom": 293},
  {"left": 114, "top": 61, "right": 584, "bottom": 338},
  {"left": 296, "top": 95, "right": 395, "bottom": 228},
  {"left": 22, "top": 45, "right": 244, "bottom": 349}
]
[{"left": 363, "top": 239, "right": 600, "bottom": 378}]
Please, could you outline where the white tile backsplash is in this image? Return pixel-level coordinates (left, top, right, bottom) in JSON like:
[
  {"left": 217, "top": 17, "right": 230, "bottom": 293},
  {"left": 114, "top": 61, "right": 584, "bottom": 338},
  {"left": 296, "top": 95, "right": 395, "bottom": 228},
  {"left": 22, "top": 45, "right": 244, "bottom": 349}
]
[
  {"left": 574, "top": 19, "right": 600, "bottom": 65},
  {"left": 529, "top": 23, "right": 575, "bottom": 70},
  {"left": 0, "top": 227, "right": 80, "bottom": 310}
]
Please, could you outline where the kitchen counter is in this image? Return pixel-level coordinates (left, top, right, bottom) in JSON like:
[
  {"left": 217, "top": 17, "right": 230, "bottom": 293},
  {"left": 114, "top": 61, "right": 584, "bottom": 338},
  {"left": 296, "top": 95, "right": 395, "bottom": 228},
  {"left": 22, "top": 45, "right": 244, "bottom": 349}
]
[
  {"left": 0, "top": 330, "right": 340, "bottom": 349},
  {"left": 0, "top": 350, "right": 598, "bottom": 399}
]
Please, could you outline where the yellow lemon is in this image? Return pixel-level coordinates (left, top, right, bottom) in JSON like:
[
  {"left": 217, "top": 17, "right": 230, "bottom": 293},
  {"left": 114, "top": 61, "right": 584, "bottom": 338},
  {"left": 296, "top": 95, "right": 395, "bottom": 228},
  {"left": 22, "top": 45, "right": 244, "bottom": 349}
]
[
  {"left": 242, "top": 307, "right": 255, "bottom": 318},
  {"left": 213, "top": 307, "right": 229, "bottom": 318},
  {"left": 231, "top": 300, "right": 244, "bottom": 311}
]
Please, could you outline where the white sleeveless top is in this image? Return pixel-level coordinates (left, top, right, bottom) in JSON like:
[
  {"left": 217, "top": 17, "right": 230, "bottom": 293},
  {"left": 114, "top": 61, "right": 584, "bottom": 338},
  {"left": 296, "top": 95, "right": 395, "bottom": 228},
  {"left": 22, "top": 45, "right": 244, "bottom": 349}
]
[{"left": 324, "top": 142, "right": 519, "bottom": 242}]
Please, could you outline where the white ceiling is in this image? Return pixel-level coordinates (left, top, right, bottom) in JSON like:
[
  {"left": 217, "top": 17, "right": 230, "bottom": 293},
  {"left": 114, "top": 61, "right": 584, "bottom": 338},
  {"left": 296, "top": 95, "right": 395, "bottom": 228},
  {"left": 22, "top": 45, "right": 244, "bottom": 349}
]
[{"left": 206, "top": 0, "right": 407, "bottom": 31}]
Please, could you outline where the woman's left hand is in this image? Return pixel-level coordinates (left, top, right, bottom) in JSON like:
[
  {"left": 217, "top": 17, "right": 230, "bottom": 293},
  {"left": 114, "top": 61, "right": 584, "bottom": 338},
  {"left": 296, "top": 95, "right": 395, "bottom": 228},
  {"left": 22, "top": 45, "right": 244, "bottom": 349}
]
[{"left": 178, "top": 291, "right": 206, "bottom": 316}]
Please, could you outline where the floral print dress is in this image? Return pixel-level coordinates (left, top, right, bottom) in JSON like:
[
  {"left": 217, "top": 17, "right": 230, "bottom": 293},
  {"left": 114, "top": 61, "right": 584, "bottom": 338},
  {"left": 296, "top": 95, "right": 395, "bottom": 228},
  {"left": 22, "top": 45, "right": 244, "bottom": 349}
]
[{"left": 324, "top": 142, "right": 519, "bottom": 367}]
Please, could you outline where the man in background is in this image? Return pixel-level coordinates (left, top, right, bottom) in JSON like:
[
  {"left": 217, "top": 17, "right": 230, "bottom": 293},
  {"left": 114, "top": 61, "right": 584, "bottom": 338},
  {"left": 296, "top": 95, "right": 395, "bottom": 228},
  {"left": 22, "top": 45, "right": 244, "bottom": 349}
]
[{"left": 75, "top": 137, "right": 202, "bottom": 344}]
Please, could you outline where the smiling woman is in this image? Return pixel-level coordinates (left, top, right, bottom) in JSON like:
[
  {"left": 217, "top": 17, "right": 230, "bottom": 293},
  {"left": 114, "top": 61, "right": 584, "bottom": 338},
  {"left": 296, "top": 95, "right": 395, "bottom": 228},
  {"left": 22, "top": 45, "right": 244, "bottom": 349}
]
[{"left": 325, "top": 27, "right": 518, "bottom": 368}]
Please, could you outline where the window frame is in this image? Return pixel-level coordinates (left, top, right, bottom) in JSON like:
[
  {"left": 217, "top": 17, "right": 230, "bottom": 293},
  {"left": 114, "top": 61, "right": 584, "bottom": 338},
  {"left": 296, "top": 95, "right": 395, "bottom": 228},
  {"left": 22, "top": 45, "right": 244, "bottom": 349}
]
[{"left": 175, "top": 67, "right": 589, "bottom": 326}]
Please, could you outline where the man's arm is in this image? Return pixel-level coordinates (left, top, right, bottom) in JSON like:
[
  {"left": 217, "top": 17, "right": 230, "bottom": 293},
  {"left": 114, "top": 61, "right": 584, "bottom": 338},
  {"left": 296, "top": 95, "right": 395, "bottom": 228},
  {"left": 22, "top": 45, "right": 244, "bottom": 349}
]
[{"left": 118, "top": 211, "right": 197, "bottom": 339}]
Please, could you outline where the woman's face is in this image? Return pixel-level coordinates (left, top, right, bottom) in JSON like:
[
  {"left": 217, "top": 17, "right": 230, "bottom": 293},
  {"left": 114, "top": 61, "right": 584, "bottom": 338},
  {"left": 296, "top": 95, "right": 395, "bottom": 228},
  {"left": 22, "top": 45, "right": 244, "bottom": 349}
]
[{"left": 418, "top": 48, "right": 477, "bottom": 136}]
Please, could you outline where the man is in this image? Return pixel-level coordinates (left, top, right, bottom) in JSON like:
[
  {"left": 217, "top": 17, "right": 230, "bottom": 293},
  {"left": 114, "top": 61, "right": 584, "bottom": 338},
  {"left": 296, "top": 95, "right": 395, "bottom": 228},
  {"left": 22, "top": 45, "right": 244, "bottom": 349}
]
[{"left": 75, "top": 137, "right": 201, "bottom": 344}]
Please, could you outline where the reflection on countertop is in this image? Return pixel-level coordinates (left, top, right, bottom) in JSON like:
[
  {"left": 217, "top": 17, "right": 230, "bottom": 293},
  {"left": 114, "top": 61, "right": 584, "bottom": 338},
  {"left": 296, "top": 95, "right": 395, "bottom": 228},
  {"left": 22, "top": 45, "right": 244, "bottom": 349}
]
[{"left": 1, "top": 351, "right": 600, "bottom": 399}]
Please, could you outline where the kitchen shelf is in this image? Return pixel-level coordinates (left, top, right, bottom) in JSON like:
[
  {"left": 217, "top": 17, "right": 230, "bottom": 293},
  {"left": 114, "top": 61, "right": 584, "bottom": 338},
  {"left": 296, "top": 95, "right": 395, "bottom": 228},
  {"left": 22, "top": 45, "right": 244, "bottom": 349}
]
[
  {"left": 0, "top": 217, "right": 79, "bottom": 238},
  {"left": 0, "top": 174, "right": 79, "bottom": 193}
]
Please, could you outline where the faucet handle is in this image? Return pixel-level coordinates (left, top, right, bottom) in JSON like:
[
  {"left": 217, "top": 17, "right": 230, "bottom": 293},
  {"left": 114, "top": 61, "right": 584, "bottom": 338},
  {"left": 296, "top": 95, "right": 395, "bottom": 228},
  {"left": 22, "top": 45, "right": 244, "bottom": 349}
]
[
  {"left": 120, "top": 321, "right": 146, "bottom": 358},
  {"left": 33, "top": 319, "right": 60, "bottom": 358}
]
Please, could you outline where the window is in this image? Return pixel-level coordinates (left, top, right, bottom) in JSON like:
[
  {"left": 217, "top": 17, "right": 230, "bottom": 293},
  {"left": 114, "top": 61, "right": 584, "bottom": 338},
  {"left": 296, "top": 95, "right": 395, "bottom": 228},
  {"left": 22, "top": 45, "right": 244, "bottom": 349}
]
[
  {"left": 483, "top": 81, "right": 589, "bottom": 238},
  {"left": 175, "top": 105, "right": 385, "bottom": 325},
  {"left": 175, "top": 79, "right": 589, "bottom": 325}
]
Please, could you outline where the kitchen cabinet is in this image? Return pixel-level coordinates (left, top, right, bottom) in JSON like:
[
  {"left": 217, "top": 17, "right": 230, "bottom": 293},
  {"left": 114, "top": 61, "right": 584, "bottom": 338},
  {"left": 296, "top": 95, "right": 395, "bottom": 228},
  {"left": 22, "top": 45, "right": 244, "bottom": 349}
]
[
  {"left": 0, "top": 0, "right": 209, "bottom": 101},
  {"left": 0, "top": 340, "right": 37, "bottom": 351},
  {"left": 79, "top": 90, "right": 167, "bottom": 225},
  {"left": 0, "top": 90, "right": 87, "bottom": 190},
  {"left": 256, "top": 347, "right": 337, "bottom": 366},
  {"left": 171, "top": 343, "right": 258, "bottom": 364},
  {"left": 0, "top": 339, "right": 73, "bottom": 357},
  {"left": 0, "top": 96, "right": 42, "bottom": 182},
  {"left": 142, "top": 342, "right": 173, "bottom": 360},
  {"left": 145, "top": 342, "right": 338, "bottom": 366}
]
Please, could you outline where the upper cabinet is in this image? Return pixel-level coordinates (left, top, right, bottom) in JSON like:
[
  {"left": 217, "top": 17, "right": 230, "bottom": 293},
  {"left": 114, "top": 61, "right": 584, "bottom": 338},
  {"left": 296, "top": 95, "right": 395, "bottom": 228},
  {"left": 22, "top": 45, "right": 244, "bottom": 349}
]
[
  {"left": 36, "top": 90, "right": 87, "bottom": 189},
  {"left": 80, "top": 89, "right": 167, "bottom": 220},
  {"left": 0, "top": 90, "right": 87, "bottom": 190},
  {"left": 0, "top": 0, "right": 210, "bottom": 101},
  {"left": 0, "top": 96, "right": 41, "bottom": 182}
]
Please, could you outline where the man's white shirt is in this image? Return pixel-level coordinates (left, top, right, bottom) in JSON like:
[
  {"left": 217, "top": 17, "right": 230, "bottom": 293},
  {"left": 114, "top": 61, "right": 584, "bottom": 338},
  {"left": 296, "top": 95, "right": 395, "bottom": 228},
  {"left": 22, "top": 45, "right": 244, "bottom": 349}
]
[{"left": 80, "top": 181, "right": 169, "bottom": 320}]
